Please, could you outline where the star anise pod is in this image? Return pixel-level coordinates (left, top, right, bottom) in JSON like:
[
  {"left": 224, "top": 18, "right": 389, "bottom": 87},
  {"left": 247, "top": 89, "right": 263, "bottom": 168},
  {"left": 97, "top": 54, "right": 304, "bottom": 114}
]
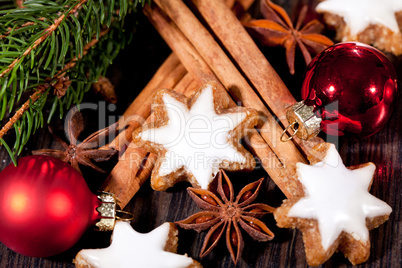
[
  {"left": 33, "top": 110, "right": 118, "bottom": 174},
  {"left": 243, "top": 0, "right": 333, "bottom": 74},
  {"left": 176, "top": 170, "right": 275, "bottom": 264}
]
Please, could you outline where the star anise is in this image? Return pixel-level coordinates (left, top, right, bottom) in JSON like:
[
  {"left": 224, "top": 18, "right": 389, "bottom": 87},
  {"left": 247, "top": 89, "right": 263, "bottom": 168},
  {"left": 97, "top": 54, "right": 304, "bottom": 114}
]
[
  {"left": 33, "top": 110, "right": 118, "bottom": 174},
  {"left": 243, "top": 0, "right": 333, "bottom": 74},
  {"left": 176, "top": 170, "right": 275, "bottom": 264}
]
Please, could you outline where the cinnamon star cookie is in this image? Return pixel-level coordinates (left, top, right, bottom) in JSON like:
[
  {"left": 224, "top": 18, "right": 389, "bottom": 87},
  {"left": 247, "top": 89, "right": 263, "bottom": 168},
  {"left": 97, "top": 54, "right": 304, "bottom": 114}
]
[
  {"left": 274, "top": 143, "right": 392, "bottom": 266},
  {"left": 133, "top": 81, "right": 258, "bottom": 190},
  {"left": 316, "top": 0, "right": 402, "bottom": 55},
  {"left": 74, "top": 221, "right": 201, "bottom": 268}
]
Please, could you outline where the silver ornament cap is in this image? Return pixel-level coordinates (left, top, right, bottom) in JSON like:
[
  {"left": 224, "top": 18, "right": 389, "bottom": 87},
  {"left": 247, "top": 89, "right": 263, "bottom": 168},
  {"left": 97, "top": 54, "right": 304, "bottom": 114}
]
[{"left": 281, "top": 101, "right": 322, "bottom": 141}]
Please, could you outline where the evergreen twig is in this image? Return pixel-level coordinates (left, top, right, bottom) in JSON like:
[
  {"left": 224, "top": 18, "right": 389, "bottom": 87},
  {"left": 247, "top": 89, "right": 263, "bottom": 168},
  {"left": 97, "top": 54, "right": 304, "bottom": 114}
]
[
  {"left": 0, "top": 88, "right": 45, "bottom": 140},
  {"left": 56, "top": 27, "right": 110, "bottom": 78},
  {"left": 0, "top": 27, "right": 109, "bottom": 141},
  {"left": 0, "top": 0, "right": 148, "bottom": 161},
  {"left": 0, "top": 0, "right": 87, "bottom": 78},
  {"left": 0, "top": 20, "right": 42, "bottom": 39}
]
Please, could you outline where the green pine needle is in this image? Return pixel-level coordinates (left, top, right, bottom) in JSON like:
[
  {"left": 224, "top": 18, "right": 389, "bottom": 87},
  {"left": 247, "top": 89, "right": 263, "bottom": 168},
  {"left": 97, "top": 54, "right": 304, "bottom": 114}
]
[{"left": 0, "top": 0, "right": 151, "bottom": 161}]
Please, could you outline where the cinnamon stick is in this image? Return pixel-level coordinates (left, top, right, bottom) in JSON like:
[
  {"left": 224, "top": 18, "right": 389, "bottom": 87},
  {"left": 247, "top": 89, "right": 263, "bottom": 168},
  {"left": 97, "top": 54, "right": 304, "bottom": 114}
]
[
  {"left": 110, "top": 53, "right": 186, "bottom": 151},
  {"left": 145, "top": 3, "right": 305, "bottom": 196},
  {"left": 132, "top": 74, "right": 201, "bottom": 192},
  {"left": 144, "top": 4, "right": 299, "bottom": 197},
  {"left": 100, "top": 54, "right": 187, "bottom": 208},
  {"left": 133, "top": 74, "right": 293, "bottom": 196},
  {"left": 101, "top": 146, "right": 149, "bottom": 207},
  {"left": 101, "top": 0, "right": 259, "bottom": 208},
  {"left": 190, "top": 0, "right": 324, "bottom": 157},
  {"left": 103, "top": 65, "right": 216, "bottom": 208},
  {"left": 152, "top": 0, "right": 307, "bottom": 164},
  {"left": 180, "top": 78, "right": 292, "bottom": 195},
  {"left": 173, "top": 72, "right": 198, "bottom": 94}
]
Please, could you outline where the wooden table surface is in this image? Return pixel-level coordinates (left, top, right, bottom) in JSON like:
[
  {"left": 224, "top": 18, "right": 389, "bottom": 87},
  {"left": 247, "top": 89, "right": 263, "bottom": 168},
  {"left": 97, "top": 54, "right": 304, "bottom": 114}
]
[{"left": 0, "top": 1, "right": 400, "bottom": 267}]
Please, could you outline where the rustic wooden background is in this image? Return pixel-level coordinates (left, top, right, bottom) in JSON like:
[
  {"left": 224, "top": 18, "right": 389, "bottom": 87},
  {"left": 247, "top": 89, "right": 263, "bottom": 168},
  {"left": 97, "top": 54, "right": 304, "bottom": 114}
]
[{"left": 0, "top": 0, "right": 400, "bottom": 267}]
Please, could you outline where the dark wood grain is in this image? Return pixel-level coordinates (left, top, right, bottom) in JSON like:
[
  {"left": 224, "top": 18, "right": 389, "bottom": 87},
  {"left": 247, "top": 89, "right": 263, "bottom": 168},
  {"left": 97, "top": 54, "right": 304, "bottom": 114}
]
[{"left": 0, "top": 1, "right": 401, "bottom": 267}]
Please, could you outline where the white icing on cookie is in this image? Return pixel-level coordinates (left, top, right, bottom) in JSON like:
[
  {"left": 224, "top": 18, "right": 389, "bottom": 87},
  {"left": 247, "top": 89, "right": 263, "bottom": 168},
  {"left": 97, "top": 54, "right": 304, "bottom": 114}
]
[
  {"left": 140, "top": 84, "right": 247, "bottom": 189},
  {"left": 78, "top": 221, "right": 194, "bottom": 268},
  {"left": 288, "top": 144, "right": 392, "bottom": 251},
  {"left": 316, "top": 0, "right": 402, "bottom": 36}
]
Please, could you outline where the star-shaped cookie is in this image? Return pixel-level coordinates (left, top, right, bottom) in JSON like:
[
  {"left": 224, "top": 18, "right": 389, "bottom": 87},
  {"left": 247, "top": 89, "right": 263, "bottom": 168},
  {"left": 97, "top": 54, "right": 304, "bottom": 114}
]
[
  {"left": 316, "top": 0, "right": 402, "bottom": 55},
  {"left": 74, "top": 221, "right": 201, "bottom": 268},
  {"left": 133, "top": 81, "right": 258, "bottom": 190},
  {"left": 317, "top": 0, "right": 402, "bottom": 36},
  {"left": 274, "top": 143, "right": 392, "bottom": 266}
]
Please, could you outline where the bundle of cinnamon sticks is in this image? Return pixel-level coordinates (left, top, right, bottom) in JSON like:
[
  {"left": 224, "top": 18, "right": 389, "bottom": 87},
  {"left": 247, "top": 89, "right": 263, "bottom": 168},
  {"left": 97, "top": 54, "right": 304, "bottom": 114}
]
[{"left": 101, "top": 0, "right": 325, "bottom": 208}]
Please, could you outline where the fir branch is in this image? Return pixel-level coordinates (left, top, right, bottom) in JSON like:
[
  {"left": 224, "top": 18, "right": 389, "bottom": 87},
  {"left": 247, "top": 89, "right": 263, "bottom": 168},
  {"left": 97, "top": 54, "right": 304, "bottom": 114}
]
[
  {"left": 0, "top": 87, "right": 45, "bottom": 140},
  {"left": 0, "top": 0, "right": 88, "bottom": 78},
  {"left": 0, "top": 26, "right": 108, "bottom": 139},
  {"left": 56, "top": 27, "right": 110, "bottom": 78},
  {"left": 0, "top": 0, "right": 148, "bottom": 160},
  {"left": 0, "top": 26, "right": 111, "bottom": 144},
  {"left": 0, "top": 18, "right": 45, "bottom": 39}
]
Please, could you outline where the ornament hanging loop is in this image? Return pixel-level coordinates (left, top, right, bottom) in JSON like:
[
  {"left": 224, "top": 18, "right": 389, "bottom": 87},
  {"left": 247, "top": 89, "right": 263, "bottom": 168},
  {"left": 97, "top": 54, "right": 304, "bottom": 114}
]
[
  {"left": 282, "top": 101, "right": 322, "bottom": 141},
  {"left": 115, "top": 210, "right": 134, "bottom": 222},
  {"left": 280, "top": 121, "right": 299, "bottom": 142},
  {"left": 96, "top": 192, "right": 135, "bottom": 231}
]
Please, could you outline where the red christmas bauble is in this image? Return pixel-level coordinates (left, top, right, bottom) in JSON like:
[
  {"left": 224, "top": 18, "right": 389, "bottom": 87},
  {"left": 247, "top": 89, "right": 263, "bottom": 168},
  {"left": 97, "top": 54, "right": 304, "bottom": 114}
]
[
  {"left": 0, "top": 155, "right": 102, "bottom": 257},
  {"left": 301, "top": 42, "right": 398, "bottom": 138}
]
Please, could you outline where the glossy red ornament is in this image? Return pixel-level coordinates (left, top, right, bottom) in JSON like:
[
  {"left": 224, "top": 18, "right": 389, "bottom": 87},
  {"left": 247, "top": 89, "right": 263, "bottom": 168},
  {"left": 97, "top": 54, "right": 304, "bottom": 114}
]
[
  {"left": 301, "top": 42, "right": 398, "bottom": 138},
  {"left": 0, "top": 155, "right": 102, "bottom": 257}
]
